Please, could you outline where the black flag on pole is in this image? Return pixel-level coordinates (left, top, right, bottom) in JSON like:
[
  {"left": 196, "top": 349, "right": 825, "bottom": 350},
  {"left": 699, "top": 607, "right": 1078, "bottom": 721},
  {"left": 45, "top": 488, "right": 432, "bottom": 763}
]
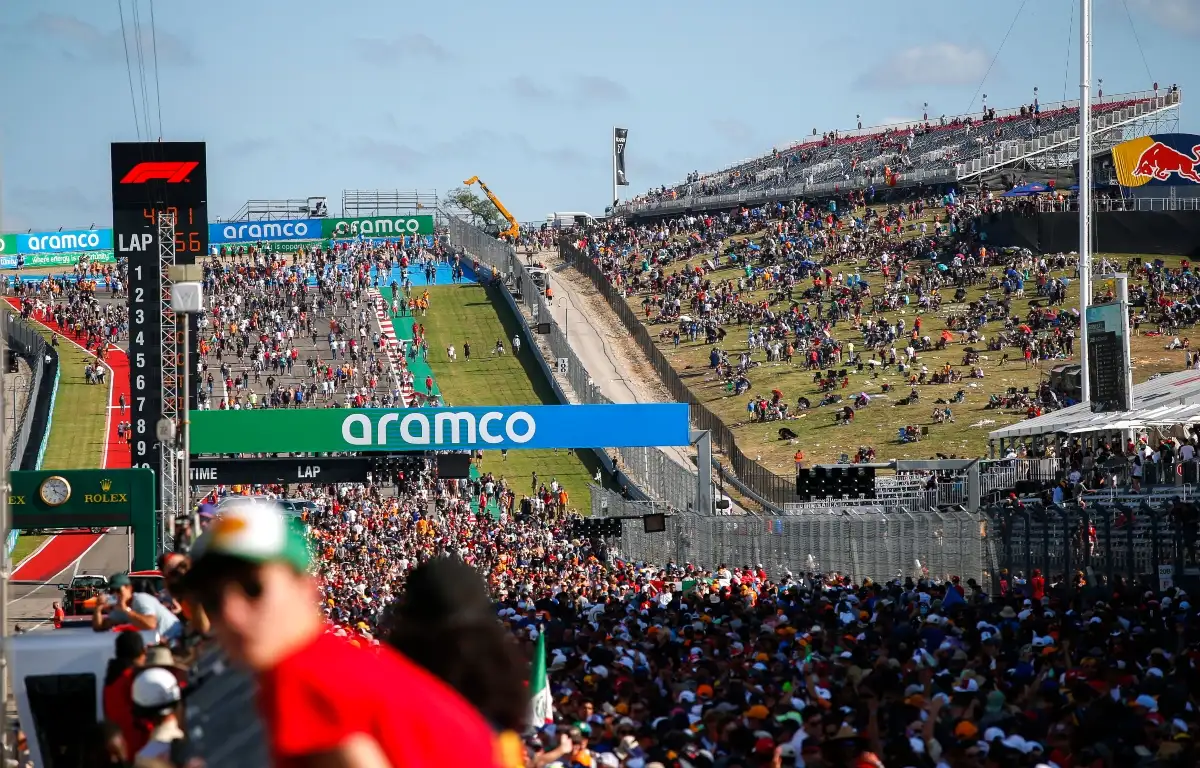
[{"left": 614, "top": 128, "right": 629, "bottom": 186}]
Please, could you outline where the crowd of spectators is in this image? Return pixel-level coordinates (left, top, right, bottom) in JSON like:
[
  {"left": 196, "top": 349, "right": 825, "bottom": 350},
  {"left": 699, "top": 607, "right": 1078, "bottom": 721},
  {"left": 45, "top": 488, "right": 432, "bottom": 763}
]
[
  {"left": 197, "top": 239, "right": 465, "bottom": 411},
  {"left": 627, "top": 87, "right": 1178, "bottom": 210},
  {"left": 76, "top": 468, "right": 1200, "bottom": 768},
  {"left": 570, "top": 188, "right": 1100, "bottom": 450}
]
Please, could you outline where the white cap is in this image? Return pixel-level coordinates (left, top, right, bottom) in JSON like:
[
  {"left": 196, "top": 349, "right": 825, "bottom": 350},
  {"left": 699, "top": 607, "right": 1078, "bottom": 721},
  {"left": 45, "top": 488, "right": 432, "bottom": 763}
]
[{"left": 132, "top": 667, "right": 182, "bottom": 713}]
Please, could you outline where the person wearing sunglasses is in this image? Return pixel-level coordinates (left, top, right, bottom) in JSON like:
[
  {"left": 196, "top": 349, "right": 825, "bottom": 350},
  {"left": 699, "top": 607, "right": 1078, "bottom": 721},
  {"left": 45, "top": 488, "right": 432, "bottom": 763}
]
[{"left": 179, "top": 499, "right": 500, "bottom": 768}]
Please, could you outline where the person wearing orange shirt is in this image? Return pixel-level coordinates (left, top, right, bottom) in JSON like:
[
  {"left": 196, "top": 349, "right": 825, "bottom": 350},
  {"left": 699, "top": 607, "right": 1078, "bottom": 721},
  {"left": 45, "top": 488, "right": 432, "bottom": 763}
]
[{"left": 181, "top": 500, "right": 499, "bottom": 768}]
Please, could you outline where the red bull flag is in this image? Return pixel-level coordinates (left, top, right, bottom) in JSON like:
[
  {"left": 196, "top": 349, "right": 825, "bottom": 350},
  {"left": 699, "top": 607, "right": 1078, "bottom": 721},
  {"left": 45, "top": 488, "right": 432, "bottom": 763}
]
[{"left": 1112, "top": 133, "right": 1200, "bottom": 187}]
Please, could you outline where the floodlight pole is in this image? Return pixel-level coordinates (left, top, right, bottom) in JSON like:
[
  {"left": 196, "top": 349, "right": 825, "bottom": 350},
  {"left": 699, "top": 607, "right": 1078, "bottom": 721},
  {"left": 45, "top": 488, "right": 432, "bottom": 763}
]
[
  {"left": 1078, "top": 0, "right": 1093, "bottom": 403},
  {"left": 0, "top": 315, "right": 10, "bottom": 759}
]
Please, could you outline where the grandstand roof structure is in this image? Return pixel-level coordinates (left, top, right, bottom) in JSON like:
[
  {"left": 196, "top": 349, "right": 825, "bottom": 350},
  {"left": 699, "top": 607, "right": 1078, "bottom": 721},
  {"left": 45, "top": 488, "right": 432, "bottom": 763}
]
[
  {"left": 988, "top": 369, "right": 1200, "bottom": 445},
  {"left": 622, "top": 88, "right": 1181, "bottom": 216}
]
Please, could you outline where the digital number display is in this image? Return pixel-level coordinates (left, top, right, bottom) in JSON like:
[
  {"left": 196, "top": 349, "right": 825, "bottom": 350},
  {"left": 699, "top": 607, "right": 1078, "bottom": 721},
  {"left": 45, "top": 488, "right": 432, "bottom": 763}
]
[
  {"left": 142, "top": 207, "right": 204, "bottom": 253},
  {"left": 111, "top": 141, "right": 208, "bottom": 497}
]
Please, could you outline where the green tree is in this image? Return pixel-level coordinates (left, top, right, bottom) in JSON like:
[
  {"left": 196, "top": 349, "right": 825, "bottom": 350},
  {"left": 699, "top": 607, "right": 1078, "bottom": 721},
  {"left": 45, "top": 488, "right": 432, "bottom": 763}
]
[{"left": 442, "top": 187, "right": 506, "bottom": 233}]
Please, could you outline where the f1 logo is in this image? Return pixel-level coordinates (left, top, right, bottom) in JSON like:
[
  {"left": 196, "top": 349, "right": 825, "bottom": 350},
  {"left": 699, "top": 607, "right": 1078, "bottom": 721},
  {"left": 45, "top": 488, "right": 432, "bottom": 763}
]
[{"left": 120, "top": 161, "right": 199, "bottom": 184}]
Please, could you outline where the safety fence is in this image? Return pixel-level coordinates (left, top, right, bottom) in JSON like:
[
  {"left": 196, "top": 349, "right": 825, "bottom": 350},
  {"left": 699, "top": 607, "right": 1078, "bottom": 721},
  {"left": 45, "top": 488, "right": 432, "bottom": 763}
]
[
  {"left": 448, "top": 216, "right": 702, "bottom": 514},
  {"left": 562, "top": 239, "right": 840, "bottom": 507},
  {"left": 991, "top": 500, "right": 1199, "bottom": 591},
  {"left": 593, "top": 485, "right": 986, "bottom": 584},
  {"left": 4, "top": 311, "right": 57, "bottom": 471}
]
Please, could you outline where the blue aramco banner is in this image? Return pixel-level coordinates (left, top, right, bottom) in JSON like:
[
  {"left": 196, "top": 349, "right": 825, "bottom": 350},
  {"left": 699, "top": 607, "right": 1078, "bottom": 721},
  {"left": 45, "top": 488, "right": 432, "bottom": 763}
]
[
  {"left": 208, "top": 218, "right": 323, "bottom": 245},
  {"left": 189, "top": 404, "right": 691, "bottom": 453},
  {"left": 17, "top": 228, "right": 113, "bottom": 254}
]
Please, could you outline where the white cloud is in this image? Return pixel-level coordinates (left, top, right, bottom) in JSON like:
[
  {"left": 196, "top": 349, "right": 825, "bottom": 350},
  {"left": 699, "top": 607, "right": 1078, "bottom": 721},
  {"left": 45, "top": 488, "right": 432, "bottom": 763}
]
[
  {"left": 1127, "top": 0, "right": 1200, "bottom": 37},
  {"left": 354, "top": 34, "right": 451, "bottom": 65},
  {"left": 857, "top": 43, "right": 988, "bottom": 89}
]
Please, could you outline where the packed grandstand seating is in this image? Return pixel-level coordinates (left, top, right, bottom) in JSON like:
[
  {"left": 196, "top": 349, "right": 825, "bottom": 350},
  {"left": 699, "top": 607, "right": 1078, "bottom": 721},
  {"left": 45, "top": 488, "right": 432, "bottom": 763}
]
[{"left": 627, "top": 87, "right": 1182, "bottom": 210}]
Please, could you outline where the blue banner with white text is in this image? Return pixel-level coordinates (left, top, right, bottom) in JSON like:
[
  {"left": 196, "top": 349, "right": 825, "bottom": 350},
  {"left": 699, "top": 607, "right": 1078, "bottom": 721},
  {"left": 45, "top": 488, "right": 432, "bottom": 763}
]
[
  {"left": 17, "top": 228, "right": 112, "bottom": 254},
  {"left": 209, "top": 218, "right": 324, "bottom": 245}
]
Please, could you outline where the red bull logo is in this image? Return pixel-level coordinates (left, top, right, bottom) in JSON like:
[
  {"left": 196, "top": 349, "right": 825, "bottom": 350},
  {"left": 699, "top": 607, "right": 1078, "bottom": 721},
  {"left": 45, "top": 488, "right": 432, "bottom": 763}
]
[{"left": 1133, "top": 141, "right": 1200, "bottom": 184}]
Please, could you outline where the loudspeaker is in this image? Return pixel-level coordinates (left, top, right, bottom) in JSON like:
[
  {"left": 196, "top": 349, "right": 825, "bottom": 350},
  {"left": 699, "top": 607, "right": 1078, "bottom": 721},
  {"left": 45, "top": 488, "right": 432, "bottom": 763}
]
[{"left": 796, "top": 466, "right": 876, "bottom": 501}]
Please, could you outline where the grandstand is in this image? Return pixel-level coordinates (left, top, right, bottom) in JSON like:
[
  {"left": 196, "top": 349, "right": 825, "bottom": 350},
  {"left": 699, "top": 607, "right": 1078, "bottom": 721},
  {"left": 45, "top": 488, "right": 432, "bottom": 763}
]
[{"left": 623, "top": 87, "right": 1182, "bottom": 214}]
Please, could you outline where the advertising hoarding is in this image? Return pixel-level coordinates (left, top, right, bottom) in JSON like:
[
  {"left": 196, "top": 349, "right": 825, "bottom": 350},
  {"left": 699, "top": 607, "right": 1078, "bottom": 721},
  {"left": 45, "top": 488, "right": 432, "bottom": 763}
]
[
  {"left": 0, "top": 250, "right": 117, "bottom": 270},
  {"left": 189, "top": 404, "right": 690, "bottom": 454},
  {"left": 17, "top": 228, "right": 112, "bottom": 254},
  {"left": 1112, "top": 133, "right": 1200, "bottom": 187},
  {"left": 322, "top": 215, "right": 434, "bottom": 239},
  {"left": 209, "top": 218, "right": 323, "bottom": 245}
]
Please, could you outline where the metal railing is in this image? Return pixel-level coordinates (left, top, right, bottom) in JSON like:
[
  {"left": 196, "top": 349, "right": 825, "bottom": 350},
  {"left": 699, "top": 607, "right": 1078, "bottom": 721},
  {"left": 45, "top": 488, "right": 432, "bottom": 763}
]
[
  {"left": 622, "top": 168, "right": 955, "bottom": 215},
  {"left": 618, "top": 89, "right": 1182, "bottom": 217},
  {"left": 4, "top": 312, "right": 56, "bottom": 471},
  {"left": 447, "top": 216, "right": 701, "bottom": 514},
  {"left": 562, "top": 239, "right": 853, "bottom": 507},
  {"left": 992, "top": 501, "right": 1198, "bottom": 590},
  {"left": 594, "top": 484, "right": 985, "bottom": 583},
  {"left": 1024, "top": 197, "right": 1200, "bottom": 213}
]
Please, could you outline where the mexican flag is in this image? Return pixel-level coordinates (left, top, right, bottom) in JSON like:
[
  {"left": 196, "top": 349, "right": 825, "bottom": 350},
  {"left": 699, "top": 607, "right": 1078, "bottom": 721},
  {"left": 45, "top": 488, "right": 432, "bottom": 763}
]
[{"left": 529, "top": 631, "right": 554, "bottom": 728}]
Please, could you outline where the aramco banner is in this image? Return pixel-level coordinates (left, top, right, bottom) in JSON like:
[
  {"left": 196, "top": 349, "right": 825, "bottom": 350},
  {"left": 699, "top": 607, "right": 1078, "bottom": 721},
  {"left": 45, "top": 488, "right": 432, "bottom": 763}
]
[
  {"left": 189, "top": 404, "right": 690, "bottom": 453},
  {"left": 17, "top": 228, "right": 113, "bottom": 254},
  {"left": 322, "top": 215, "right": 434, "bottom": 239},
  {"left": 1112, "top": 133, "right": 1200, "bottom": 187},
  {"left": 209, "top": 218, "right": 323, "bottom": 245}
]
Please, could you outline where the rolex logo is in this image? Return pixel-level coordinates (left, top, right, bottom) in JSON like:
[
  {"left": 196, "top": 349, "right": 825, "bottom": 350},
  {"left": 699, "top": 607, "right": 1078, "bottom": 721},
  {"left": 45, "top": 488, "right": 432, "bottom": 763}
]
[{"left": 100, "top": 479, "right": 112, "bottom": 492}]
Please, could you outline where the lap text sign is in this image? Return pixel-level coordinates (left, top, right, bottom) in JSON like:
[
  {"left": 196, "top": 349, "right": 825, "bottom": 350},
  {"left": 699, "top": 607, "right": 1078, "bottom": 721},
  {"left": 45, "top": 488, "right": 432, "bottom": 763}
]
[{"left": 188, "top": 404, "right": 691, "bottom": 454}]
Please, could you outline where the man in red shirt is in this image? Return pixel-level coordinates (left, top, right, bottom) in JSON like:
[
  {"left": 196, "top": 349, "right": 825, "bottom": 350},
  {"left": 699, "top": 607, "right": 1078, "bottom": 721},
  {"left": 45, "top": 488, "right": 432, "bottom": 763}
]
[{"left": 182, "top": 500, "right": 499, "bottom": 767}]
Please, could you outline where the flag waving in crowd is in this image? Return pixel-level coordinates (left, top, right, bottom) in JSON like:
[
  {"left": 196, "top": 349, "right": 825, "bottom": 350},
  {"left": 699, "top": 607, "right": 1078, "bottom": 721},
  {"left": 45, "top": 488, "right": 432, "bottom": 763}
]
[{"left": 529, "top": 629, "right": 554, "bottom": 729}]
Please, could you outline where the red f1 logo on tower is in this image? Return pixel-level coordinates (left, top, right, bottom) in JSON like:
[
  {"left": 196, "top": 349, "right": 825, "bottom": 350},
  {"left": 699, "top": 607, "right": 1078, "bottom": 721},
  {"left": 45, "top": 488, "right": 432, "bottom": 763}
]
[{"left": 119, "top": 161, "right": 199, "bottom": 184}]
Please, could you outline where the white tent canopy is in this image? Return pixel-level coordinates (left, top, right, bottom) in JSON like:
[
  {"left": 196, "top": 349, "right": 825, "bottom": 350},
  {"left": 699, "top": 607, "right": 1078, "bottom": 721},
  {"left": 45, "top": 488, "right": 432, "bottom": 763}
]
[{"left": 989, "top": 370, "right": 1200, "bottom": 442}]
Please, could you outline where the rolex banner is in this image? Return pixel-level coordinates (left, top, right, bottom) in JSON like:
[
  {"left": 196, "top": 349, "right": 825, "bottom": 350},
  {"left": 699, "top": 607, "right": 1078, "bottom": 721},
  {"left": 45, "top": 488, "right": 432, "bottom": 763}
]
[{"left": 614, "top": 128, "right": 629, "bottom": 186}]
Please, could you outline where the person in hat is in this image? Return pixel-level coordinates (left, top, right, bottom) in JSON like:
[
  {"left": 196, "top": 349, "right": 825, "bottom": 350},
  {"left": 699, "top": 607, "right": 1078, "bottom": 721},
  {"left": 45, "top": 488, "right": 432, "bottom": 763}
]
[
  {"left": 130, "top": 666, "right": 186, "bottom": 763},
  {"left": 93, "top": 573, "right": 182, "bottom": 641},
  {"left": 180, "top": 498, "right": 499, "bottom": 767}
]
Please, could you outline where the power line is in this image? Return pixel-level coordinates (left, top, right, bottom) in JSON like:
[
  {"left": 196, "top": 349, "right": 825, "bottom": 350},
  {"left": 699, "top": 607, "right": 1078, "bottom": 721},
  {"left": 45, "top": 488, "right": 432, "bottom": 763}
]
[
  {"left": 1120, "top": 0, "right": 1155, "bottom": 85},
  {"left": 1061, "top": 0, "right": 1075, "bottom": 103},
  {"left": 965, "top": 0, "right": 1031, "bottom": 114},
  {"left": 130, "top": 0, "right": 152, "bottom": 141},
  {"left": 115, "top": 0, "right": 142, "bottom": 141},
  {"left": 149, "top": 0, "right": 163, "bottom": 139}
]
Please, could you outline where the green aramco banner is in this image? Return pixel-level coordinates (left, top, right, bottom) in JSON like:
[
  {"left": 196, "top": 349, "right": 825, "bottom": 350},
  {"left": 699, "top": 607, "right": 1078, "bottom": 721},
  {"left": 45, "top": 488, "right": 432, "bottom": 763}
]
[
  {"left": 189, "top": 404, "right": 690, "bottom": 453},
  {"left": 321, "top": 215, "right": 433, "bottom": 239}
]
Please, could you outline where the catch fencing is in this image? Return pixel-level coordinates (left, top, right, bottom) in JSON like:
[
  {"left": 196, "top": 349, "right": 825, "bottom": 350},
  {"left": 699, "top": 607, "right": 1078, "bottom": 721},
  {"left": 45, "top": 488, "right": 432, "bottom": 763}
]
[
  {"left": 991, "top": 498, "right": 1198, "bottom": 591},
  {"left": 4, "top": 311, "right": 57, "bottom": 470},
  {"left": 447, "top": 216, "right": 700, "bottom": 514},
  {"left": 561, "top": 239, "right": 832, "bottom": 507},
  {"left": 593, "top": 484, "right": 985, "bottom": 583}
]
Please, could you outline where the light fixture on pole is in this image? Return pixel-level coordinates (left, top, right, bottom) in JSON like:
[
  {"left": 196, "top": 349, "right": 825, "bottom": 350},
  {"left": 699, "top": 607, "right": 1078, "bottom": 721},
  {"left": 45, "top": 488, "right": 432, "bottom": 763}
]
[{"left": 169, "top": 266, "right": 204, "bottom": 534}]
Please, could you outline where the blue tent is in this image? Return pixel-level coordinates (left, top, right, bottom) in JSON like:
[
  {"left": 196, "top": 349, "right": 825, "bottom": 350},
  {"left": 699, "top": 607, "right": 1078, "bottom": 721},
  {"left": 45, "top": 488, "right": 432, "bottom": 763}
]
[{"left": 1002, "top": 183, "right": 1051, "bottom": 197}]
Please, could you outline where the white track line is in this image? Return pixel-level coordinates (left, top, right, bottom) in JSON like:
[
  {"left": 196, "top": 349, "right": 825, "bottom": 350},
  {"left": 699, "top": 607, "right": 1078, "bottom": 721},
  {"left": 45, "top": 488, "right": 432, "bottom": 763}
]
[{"left": 7, "top": 532, "right": 107, "bottom": 605}]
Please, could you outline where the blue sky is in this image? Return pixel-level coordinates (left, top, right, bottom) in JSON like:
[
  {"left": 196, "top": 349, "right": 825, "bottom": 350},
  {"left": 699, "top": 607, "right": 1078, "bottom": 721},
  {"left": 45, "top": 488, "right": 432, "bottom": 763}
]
[{"left": 1, "top": 0, "right": 1197, "bottom": 231}]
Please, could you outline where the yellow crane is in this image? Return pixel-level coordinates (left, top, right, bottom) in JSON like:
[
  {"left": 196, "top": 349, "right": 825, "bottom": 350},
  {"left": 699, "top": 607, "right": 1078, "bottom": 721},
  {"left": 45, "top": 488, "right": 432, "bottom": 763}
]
[{"left": 463, "top": 176, "right": 520, "bottom": 240}]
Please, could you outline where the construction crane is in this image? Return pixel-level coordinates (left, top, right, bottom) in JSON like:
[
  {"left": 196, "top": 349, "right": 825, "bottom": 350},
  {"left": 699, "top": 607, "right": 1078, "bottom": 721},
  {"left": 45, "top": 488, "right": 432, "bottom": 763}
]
[{"left": 463, "top": 176, "right": 520, "bottom": 241}]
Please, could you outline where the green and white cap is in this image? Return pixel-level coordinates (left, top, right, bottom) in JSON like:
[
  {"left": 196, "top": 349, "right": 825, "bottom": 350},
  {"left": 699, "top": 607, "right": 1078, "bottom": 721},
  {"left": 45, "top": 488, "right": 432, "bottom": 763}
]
[{"left": 191, "top": 499, "right": 310, "bottom": 572}]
